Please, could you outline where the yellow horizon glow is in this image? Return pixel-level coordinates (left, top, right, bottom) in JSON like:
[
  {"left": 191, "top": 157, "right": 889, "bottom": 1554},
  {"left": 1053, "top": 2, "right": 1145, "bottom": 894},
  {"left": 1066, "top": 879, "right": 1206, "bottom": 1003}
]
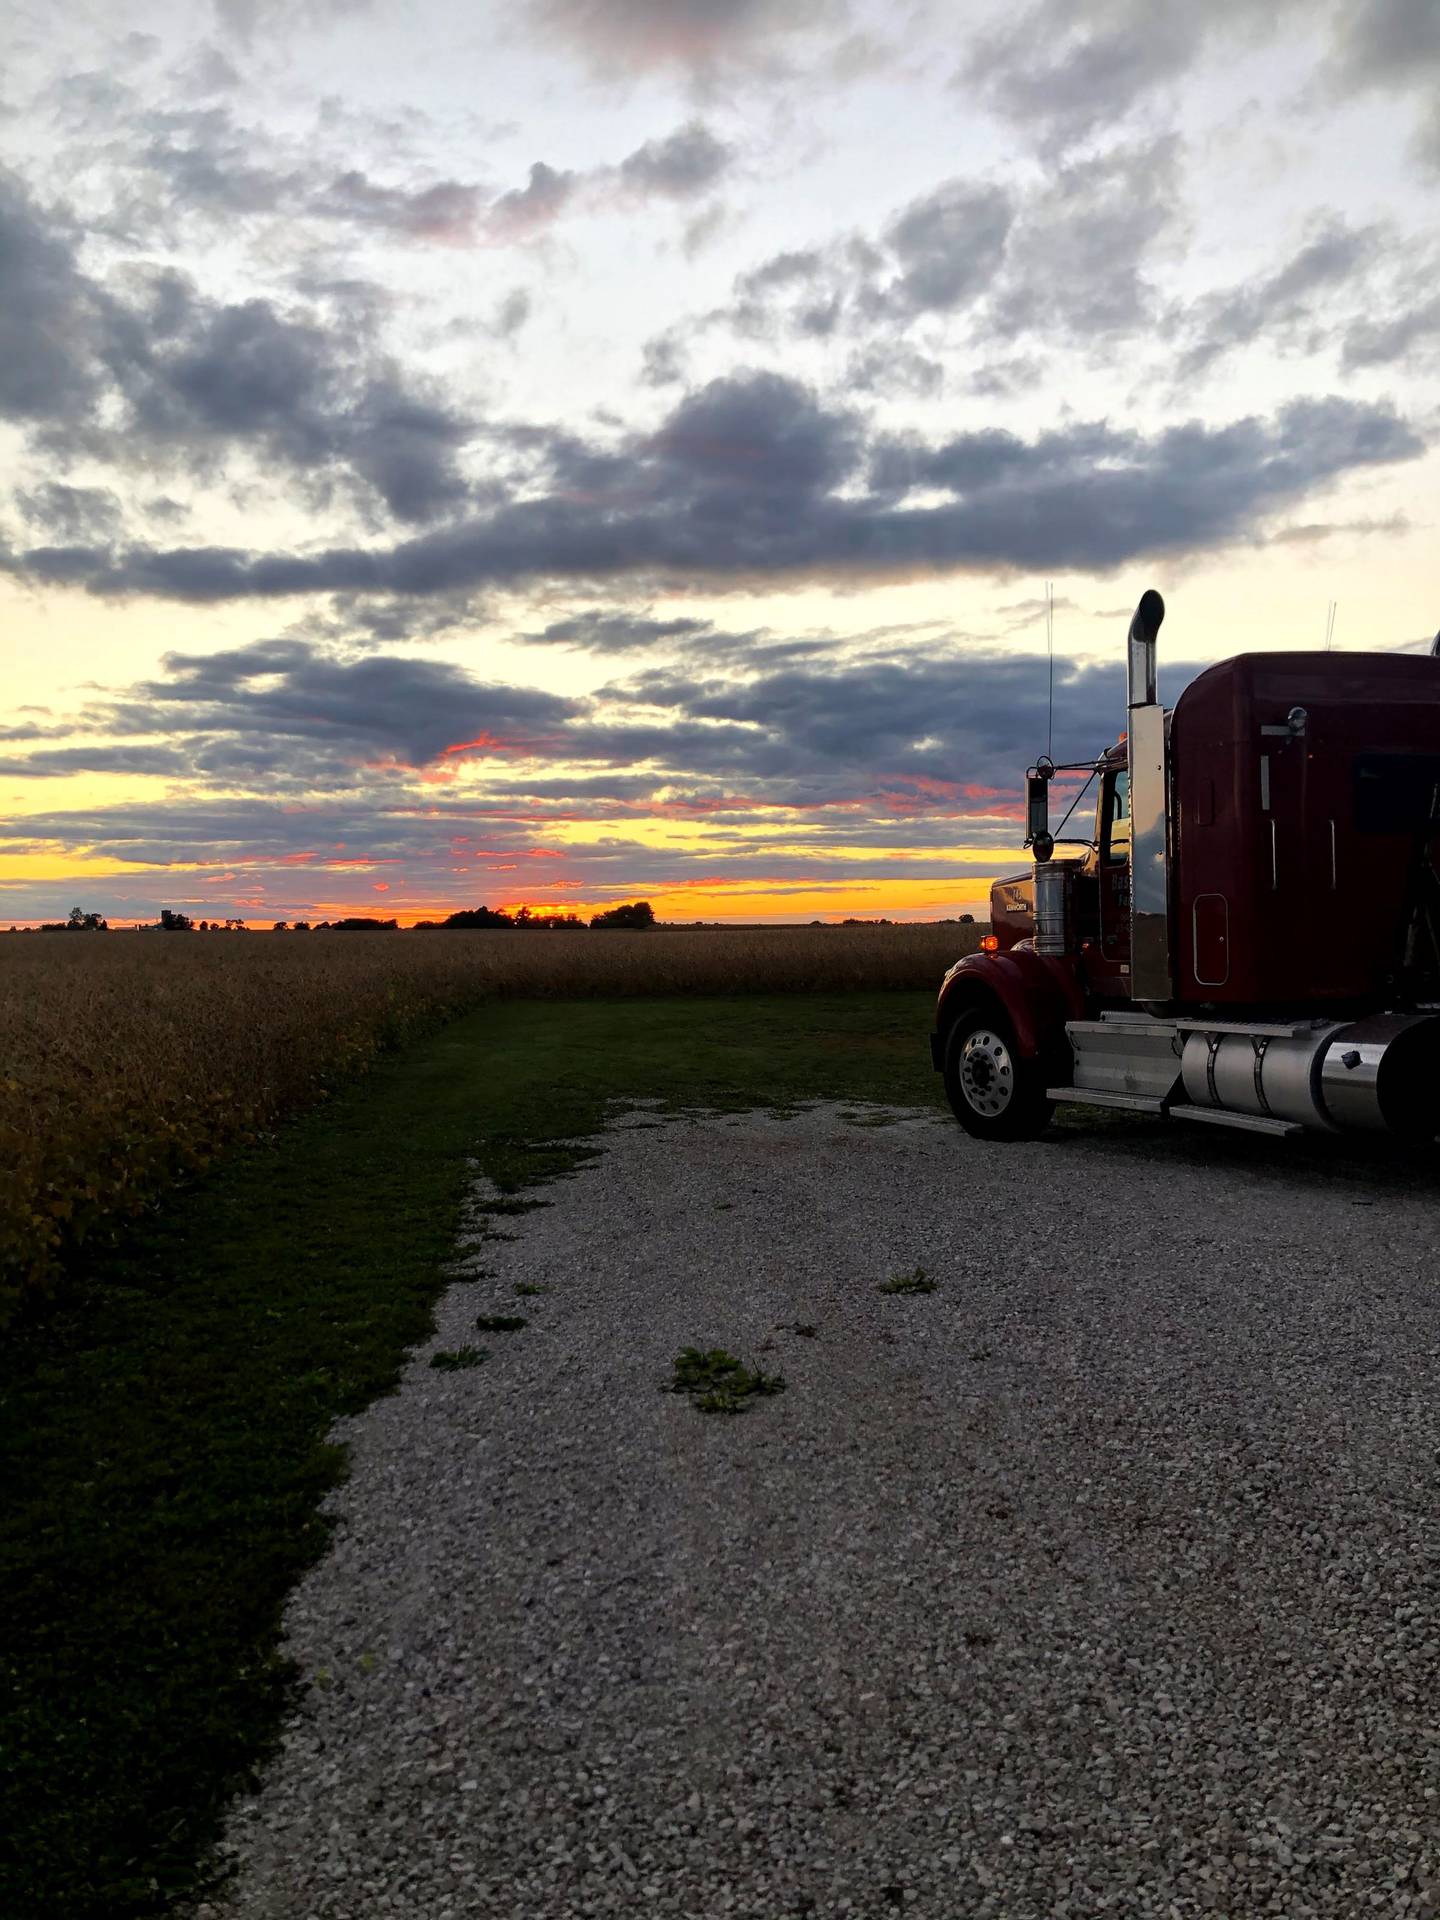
[{"left": 0, "top": 868, "right": 1006, "bottom": 928}]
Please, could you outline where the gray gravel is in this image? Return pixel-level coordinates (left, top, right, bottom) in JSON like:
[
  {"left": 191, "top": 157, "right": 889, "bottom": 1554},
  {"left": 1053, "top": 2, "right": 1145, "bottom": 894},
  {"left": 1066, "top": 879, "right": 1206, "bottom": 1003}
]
[{"left": 206, "top": 1102, "right": 1440, "bottom": 1919}]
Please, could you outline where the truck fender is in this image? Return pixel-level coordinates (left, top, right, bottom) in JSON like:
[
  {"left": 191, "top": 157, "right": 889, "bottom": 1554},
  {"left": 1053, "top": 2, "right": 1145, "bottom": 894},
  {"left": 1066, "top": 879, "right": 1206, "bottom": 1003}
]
[{"left": 934, "top": 948, "right": 1084, "bottom": 1067}]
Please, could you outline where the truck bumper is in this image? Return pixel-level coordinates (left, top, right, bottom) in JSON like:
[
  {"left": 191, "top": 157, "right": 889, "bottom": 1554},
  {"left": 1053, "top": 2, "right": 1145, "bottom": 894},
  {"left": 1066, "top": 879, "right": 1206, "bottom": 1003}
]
[{"left": 928, "top": 1030, "right": 943, "bottom": 1072}]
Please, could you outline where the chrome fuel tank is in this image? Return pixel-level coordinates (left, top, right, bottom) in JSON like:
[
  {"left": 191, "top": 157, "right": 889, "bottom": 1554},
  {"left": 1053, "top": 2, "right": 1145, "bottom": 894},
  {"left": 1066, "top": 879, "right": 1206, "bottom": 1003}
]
[
  {"left": 1320, "top": 1012, "right": 1440, "bottom": 1135},
  {"left": 1181, "top": 1024, "right": 1340, "bottom": 1130},
  {"left": 1181, "top": 1013, "right": 1440, "bottom": 1137}
]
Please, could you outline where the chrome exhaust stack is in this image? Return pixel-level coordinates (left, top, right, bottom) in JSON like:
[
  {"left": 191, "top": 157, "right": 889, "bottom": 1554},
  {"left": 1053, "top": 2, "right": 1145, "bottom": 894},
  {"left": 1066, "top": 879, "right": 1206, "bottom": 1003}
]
[
  {"left": 1127, "top": 589, "right": 1162, "bottom": 707},
  {"left": 1126, "top": 589, "right": 1172, "bottom": 1001}
]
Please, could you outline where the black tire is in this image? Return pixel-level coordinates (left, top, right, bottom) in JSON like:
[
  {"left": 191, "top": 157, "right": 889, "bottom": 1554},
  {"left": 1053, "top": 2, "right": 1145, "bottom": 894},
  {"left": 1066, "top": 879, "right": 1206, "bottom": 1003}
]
[{"left": 942, "top": 1006, "right": 1054, "bottom": 1141}]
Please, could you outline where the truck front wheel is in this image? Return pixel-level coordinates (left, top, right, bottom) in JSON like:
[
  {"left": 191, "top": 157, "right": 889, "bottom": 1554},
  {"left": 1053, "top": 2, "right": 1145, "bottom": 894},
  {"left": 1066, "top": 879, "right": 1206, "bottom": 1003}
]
[{"left": 943, "top": 1008, "right": 1054, "bottom": 1141}]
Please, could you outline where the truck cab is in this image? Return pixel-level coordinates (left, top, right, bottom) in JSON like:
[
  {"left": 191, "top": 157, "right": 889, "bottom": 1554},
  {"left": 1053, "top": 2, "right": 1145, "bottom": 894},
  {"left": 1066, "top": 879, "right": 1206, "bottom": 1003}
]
[{"left": 931, "top": 592, "right": 1440, "bottom": 1144}]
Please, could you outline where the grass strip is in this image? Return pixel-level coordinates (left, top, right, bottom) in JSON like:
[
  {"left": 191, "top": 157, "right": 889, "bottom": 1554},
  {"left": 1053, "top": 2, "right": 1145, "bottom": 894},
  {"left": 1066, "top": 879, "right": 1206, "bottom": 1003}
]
[{"left": 1, "top": 992, "right": 937, "bottom": 1918}]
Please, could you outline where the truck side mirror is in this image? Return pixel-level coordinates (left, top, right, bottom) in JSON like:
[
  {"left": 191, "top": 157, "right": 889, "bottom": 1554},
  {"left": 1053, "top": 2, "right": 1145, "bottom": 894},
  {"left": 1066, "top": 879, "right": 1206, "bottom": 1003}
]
[{"left": 1026, "top": 769, "right": 1050, "bottom": 853}]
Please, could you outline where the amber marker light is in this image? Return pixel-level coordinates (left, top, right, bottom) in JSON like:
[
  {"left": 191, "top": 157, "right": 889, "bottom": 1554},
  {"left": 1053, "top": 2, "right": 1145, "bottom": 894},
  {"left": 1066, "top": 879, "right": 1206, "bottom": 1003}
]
[{"left": 980, "top": 934, "right": 1000, "bottom": 951}]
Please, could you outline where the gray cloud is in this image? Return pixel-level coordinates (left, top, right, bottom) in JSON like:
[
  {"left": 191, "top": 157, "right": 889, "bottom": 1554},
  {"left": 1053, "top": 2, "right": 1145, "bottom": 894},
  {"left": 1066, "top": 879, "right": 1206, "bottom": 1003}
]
[
  {"left": 882, "top": 180, "right": 1014, "bottom": 316},
  {"left": 180, "top": 43, "right": 244, "bottom": 95},
  {"left": 962, "top": 0, "right": 1438, "bottom": 174},
  {"left": 117, "top": 101, "right": 729, "bottom": 253},
  {"left": 213, "top": 0, "right": 371, "bottom": 46},
  {"left": 844, "top": 342, "right": 944, "bottom": 399},
  {"left": 619, "top": 121, "right": 732, "bottom": 198},
  {"left": 133, "top": 106, "right": 486, "bottom": 241},
  {"left": 639, "top": 330, "right": 689, "bottom": 386},
  {"left": 708, "top": 141, "right": 1172, "bottom": 356},
  {"left": 7, "top": 378, "right": 1416, "bottom": 603},
  {"left": 486, "top": 162, "right": 577, "bottom": 239},
  {"left": 988, "top": 138, "right": 1180, "bottom": 344},
  {"left": 136, "top": 106, "right": 306, "bottom": 218},
  {"left": 490, "top": 289, "right": 532, "bottom": 339},
  {"left": 532, "top": 0, "right": 846, "bottom": 73},
  {"left": 483, "top": 125, "right": 733, "bottom": 239},
  {"left": 960, "top": 0, "right": 1289, "bottom": 155},
  {"left": 1330, "top": 0, "right": 1440, "bottom": 160},
  {"left": 1334, "top": 0, "right": 1440, "bottom": 83},
  {"left": 719, "top": 182, "right": 1013, "bottom": 344},
  {"left": 311, "top": 170, "right": 485, "bottom": 242},
  {"left": 0, "top": 172, "right": 474, "bottom": 524},
  {"left": 112, "top": 638, "right": 579, "bottom": 771},
  {"left": 1174, "top": 216, "right": 1386, "bottom": 381},
  {"left": 1343, "top": 291, "right": 1440, "bottom": 371},
  {"left": 962, "top": 0, "right": 1204, "bottom": 153},
  {"left": 0, "top": 745, "right": 192, "bottom": 778},
  {"left": 595, "top": 645, "right": 1167, "bottom": 790},
  {"left": 647, "top": 369, "right": 862, "bottom": 497},
  {"left": 521, "top": 609, "right": 715, "bottom": 652},
  {"left": 14, "top": 483, "right": 126, "bottom": 544},
  {"left": 0, "top": 170, "right": 106, "bottom": 427},
  {"left": 119, "top": 286, "right": 473, "bottom": 521}
]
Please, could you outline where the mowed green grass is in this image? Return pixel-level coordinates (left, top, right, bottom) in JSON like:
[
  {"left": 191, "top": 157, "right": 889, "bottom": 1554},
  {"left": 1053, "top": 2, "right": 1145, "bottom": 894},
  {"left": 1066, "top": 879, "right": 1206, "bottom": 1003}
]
[{"left": 0, "top": 994, "right": 939, "bottom": 1918}]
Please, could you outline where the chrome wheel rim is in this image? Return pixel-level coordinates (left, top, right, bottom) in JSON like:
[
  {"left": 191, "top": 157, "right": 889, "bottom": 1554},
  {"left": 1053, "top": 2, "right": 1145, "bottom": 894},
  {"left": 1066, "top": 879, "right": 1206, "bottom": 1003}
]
[{"left": 959, "top": 1028, "right": 1015, "bottom": 1117}]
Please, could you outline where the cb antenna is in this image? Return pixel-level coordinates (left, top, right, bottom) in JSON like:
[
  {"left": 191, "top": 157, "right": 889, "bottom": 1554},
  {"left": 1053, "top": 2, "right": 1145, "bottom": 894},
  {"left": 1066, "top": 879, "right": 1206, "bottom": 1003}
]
[
  {"left": 1325, "top": 599, "right": 1337, "bottom": 652},
  {"left": 1045, "top": 580, "right": 1054, "bottom": 762}
]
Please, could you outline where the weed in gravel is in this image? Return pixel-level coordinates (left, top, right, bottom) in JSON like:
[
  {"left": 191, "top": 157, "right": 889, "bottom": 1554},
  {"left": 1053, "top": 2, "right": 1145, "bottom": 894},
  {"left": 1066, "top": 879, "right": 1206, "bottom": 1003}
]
[
  {"left": 777, "top": 1322, "right": 819, "bottom": 1337},
  {"left": 669, "top": 1346, "right": 786, "bottom": 1415},
  {"left": 878, "top": 1266, "right": 936, "bottom": 1295},
  {"left": 475, "top": 1314, "right": 527, "bottom": 1333},
  {"left": 514, "top": 1282, "right": 546, "bottom": 1297},
  {"left": 478, "top": 1197, "right": 550, "bottom": 1218},
  {"left": 430, "top": 1346, "right": 489, "bottom": 1371}
]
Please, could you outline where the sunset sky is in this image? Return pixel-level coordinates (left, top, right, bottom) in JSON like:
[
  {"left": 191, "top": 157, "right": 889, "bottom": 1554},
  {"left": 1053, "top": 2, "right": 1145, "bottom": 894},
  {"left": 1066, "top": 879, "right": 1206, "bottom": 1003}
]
[{"left": 2, "top": 0, "right": 1436, "bottom": 926}]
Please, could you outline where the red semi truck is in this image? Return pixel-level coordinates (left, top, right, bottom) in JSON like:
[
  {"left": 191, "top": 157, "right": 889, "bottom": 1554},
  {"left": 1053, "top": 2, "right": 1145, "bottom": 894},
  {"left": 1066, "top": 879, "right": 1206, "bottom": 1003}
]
[{"left": 931, "top": 590, "right": 1440, "bottom": 1142}]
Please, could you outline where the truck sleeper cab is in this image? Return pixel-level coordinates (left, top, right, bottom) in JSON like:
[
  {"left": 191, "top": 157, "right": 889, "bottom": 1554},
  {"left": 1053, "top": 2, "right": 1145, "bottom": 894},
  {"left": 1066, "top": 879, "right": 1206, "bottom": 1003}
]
[{"left": 931, "top": 590, "right": 1440, "bottom": 1145}]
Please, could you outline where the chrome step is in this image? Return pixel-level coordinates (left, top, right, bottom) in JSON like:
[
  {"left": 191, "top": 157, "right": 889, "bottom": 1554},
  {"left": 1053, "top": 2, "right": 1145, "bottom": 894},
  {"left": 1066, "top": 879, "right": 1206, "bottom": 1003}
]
[
  {"left": 1168, "top": 1102, "right": 1302, "bottom": 1138},
  {"left": 1047, "top": 1088, "right": 1166, "bottom": 1114}
]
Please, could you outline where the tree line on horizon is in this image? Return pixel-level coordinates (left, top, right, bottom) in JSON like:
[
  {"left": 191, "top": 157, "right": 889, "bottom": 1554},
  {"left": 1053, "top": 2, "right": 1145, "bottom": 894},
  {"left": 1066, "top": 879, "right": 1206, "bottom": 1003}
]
[
  {"left": 21, "top": 901, "right": 660, "bottom": 933},
  {"left": 411, "top": 902, "right": 655, "bottom": 930}
]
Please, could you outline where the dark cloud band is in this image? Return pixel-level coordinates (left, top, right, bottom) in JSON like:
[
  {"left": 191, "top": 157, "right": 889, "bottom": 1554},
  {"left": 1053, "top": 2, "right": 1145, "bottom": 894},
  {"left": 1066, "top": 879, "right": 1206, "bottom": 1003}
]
[{"left": 7, "top": 376, "right": 1419, "bottom": 603}]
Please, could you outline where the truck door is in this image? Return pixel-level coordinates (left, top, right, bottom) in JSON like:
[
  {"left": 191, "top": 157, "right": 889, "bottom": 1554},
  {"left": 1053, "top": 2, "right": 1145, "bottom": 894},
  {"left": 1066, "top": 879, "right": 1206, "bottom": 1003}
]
[
  {"left": 1256, "top": 721, "right": 1311, "bottom": 993},
  {"left": 1092, "top": 766, "right": 1132, "bottom": 990}
]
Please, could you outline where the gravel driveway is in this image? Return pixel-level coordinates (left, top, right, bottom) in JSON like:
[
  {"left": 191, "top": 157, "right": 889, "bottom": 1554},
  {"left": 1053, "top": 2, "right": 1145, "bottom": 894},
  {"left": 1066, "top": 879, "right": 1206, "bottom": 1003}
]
[{"left": 207, "top": 1103, "right": 1440, "bottom": 1919}]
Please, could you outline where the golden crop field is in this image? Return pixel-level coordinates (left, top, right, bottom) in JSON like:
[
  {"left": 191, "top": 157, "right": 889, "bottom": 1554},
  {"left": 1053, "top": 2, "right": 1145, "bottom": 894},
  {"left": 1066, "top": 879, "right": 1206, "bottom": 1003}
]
[{"left": 0, "top": 922, "right": 979, "bottom": 1317}]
